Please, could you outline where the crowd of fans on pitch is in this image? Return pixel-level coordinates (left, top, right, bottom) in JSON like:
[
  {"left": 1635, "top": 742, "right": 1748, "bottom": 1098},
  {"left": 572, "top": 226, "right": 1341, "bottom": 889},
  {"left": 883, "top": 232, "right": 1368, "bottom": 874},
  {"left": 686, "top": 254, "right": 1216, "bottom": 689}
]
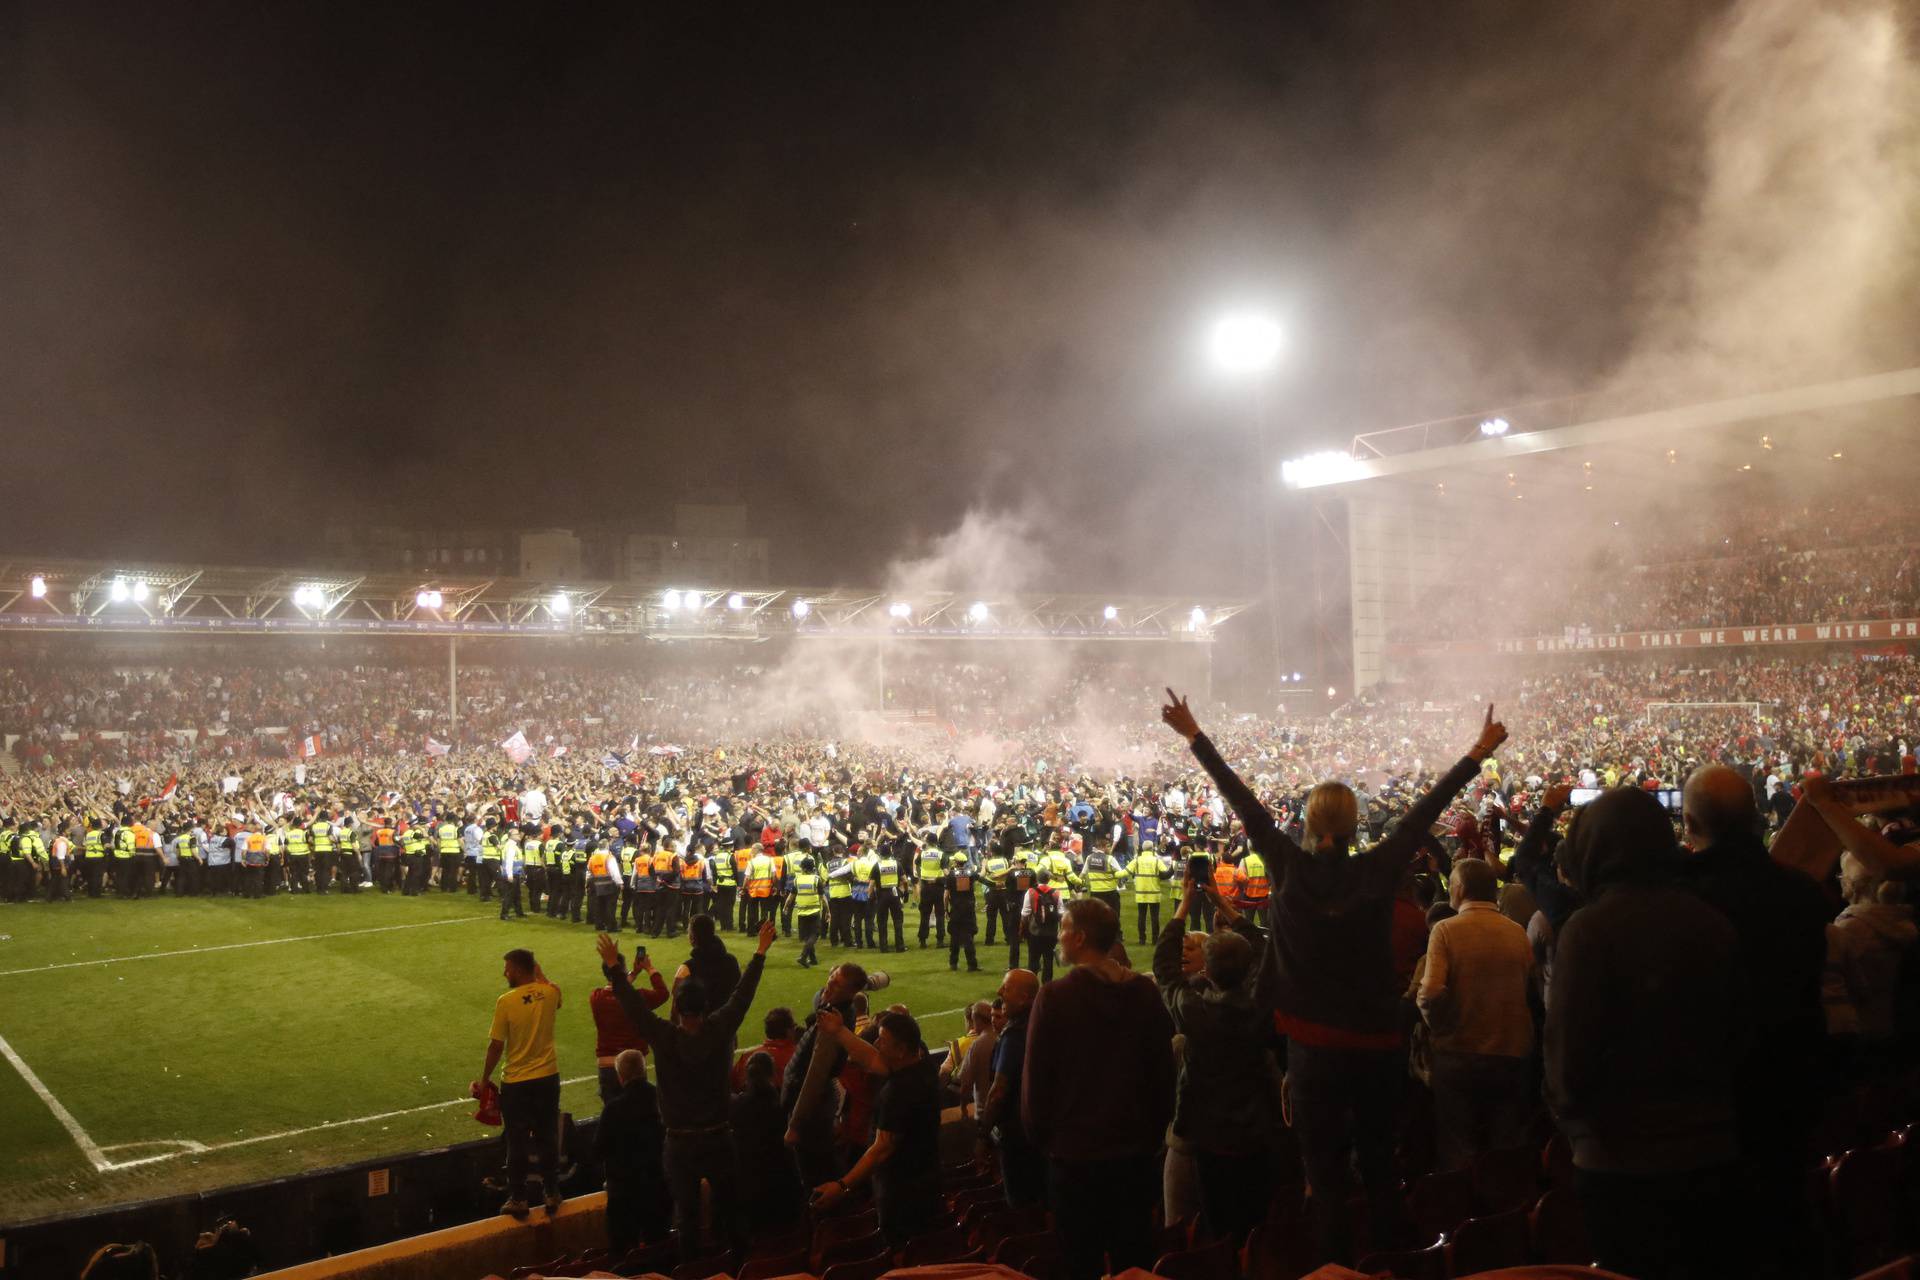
[
  {"left": 43, "top": 675, "right": 1920, "bottom": 1280},
  {"left": 1391, "top": 497, "right": 1920, "bottom": 643}
]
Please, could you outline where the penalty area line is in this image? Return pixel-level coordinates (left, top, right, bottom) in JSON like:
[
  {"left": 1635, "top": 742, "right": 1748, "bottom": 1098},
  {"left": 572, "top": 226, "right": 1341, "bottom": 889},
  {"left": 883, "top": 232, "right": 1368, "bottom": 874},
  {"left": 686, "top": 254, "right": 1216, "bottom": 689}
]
[
  {"left": 0, "top": 1030, "right": 111, "bottom": 1172},
  {"left": 0, "top": 916, "right": 491, "bottom": 978}
]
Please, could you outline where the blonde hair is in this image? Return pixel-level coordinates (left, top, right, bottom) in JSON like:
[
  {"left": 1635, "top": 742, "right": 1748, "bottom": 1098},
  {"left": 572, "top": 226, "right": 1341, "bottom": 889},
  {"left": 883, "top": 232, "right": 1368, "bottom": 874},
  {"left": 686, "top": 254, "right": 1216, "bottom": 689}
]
[{"left": 1304, "top": 782, "right": 1359, "bottom": 851}]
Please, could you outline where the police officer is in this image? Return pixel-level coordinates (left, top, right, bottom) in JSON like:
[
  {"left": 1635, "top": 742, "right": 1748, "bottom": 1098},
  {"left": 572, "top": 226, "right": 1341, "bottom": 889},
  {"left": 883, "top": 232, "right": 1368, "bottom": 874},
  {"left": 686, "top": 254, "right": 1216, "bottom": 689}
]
[
  {"left": 825, "top": 848, "right": 855, "bottom": 947},
  {"left": 172, "top": 822, "right": 202, "bottom": 897},
  {"left": 710, "top": 833, "right": 739, "bottom": 930},
  {"left": 310, "top": 810, "right": 336, "bottom": 894},
  {"left": 872, "top": 838, "right": 906, "bottom": 953},
  {"left": 943, "top": 850, "right": 980, "bottom": 972},
  {"left": 0, "top": 819, "right": 25, "bottom": 902},
  {"left": 283, "top": 817, "right": 313, "bottom": 892},
  {"left": 649, "top": 841, "right": 679, "bottom": 937},
  {"left": 850, "top": 841, "right": 880, "bottom": 948},
  {"left": 496, "top": 825, "right": 525, "bottom": 920},
  {"left": 334, "top": 816, "right": 362, "bottom": 894},
  {"left": 914, "top": 833, "right": 948, "bottom": 949},
  {"left": 1127, "top": 842, "right": 1169, "bottom": 944},
  {"left": 788, "top": 854, "right": 825, "bottom": 968},
  {"left": 113, "top": 819, "right": 139, "bottom": 896},
  {"left": 82, "top": 817, "right": 110, "bottom": 898},
  {"left": 478, "top": 820, "right": 502, "bottom": 902},
  {"left": 434, "top": 815, "right": 462, "bottom": 891},
  {"left": 521, "top": 823, "right": 547, "bottom": 912},
  {"left": 1081, "top": 839, "right": 1123, "bottom": 918}
]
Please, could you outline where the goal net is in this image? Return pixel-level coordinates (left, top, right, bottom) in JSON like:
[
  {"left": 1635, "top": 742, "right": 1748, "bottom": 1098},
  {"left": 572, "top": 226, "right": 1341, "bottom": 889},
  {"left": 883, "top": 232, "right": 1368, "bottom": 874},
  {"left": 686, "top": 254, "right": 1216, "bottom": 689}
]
[{"left": 1641, "top": 702, "right": 1767, "bottom": 734}]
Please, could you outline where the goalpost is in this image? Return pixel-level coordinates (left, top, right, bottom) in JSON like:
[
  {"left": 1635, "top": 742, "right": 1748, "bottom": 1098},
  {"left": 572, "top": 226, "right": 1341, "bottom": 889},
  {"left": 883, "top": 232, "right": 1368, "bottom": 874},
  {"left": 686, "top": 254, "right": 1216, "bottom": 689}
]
[{"left": 1642, "top": 701, "right": 1766, "bottom": 728}]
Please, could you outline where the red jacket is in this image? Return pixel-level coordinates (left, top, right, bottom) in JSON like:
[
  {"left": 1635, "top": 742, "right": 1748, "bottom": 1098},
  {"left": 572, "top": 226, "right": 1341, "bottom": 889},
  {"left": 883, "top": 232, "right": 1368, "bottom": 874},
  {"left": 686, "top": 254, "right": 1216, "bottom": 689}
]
[{"left": 591, "top": 969, "right": 669, "bottom": 1060}]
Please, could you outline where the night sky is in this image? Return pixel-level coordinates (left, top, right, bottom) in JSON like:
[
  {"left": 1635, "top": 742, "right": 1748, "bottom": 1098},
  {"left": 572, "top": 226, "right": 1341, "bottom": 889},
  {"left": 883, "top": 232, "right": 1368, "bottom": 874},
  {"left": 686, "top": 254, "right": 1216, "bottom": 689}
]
[{"left": 6, "top": 1, "right": 1902, "bottom": 591}]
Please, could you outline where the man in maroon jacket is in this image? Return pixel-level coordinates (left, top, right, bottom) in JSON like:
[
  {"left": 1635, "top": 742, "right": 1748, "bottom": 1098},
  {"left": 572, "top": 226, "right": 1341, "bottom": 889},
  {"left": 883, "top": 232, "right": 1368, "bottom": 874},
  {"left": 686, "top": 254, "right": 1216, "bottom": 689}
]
[{"left": 1021, "top": 897, "right": 1174, "bottom": 1280}]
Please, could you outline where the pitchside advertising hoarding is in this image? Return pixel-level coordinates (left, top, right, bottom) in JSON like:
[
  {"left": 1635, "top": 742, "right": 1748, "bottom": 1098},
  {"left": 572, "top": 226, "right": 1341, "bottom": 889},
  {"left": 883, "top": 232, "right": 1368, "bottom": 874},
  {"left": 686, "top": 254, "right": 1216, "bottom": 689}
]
[{"left": 1393, "top": 617, "right": 1920, "bottom": 657}]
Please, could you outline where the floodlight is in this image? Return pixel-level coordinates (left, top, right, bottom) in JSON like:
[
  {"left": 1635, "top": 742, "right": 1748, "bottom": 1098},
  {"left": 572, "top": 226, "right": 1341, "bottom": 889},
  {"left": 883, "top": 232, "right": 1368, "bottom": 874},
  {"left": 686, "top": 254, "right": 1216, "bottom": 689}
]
[
  {"left": 550, "top": 592, "right": 571, "bottom": 614},
  {"left": 131, "top": 581, "right": 149, "bottom": 603},
  {"left": 1280, "top": 451, "right": 1364, "bottom": 488},
  {"left": 1207, "top": 311, "right": 1283, "bottom": 375},
  {"left": 968, "top": 601, "right": 989, "bottom": 623},
  {"left": 1478, "top": 417, "right": 1510, "bottom": 437},
  {"left": 888, "top": 602, "right": 912, "bottom": 619},
  {"left": 662, "top": 589, "right": 682, "bottom": 611},
  {"left": 1189, "top": 606, "right": 1208, "bottom": 628},
  {"left": 415, "top": 589, "right": 443, "bottom": 609},
  {"left": 110, "top": 579, "right": 131, "bottom": 603},
  {"left": 1102, "top": 605, "right": 1117, "bottom": 621},
  {"left": 29, "top": 575, "right": 46, "bottom": 599},
  {"left": 792, "top": 599, "right": 810, "bottom": 619},
  {"left": 727, "top": 593, "right": 745, "bottom": 611},
  {"left": 1326, "top": 686, "right": 1337, "bottom": 698},
  {"left": 1293, "top": 672, "right": 1303, "bottom": 683}
]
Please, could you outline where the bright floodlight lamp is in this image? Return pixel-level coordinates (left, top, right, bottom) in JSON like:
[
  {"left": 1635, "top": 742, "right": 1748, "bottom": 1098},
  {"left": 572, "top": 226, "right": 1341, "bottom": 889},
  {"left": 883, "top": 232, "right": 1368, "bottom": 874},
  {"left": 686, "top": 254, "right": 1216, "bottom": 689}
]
[
  {"left": 1102, "top": 604, "right": 1118, "bottom": 621},
  {"left": 888, "top": 602, "right": 912, "bottom": 619},
  {"left": 727, "top": 592, "right": 745, "bottom": 611},
  {"left": 1206, "top": 311, "right": 1283, "bottom": 376},
  {"left": 415, "top": 589, "right": 443, "bottom": 609},
  {"left": 550, "top": 592, "right": 571, "bottom": 614},
  {"left": 792, "top": 599, "right": 810, "bottom": 619},
  {"left": 131, "top": 581, "right": 149, "bottom": 603},
  {"left": 1293, "top": 671, "right": 1303, "bottom": 683},
  {"left": 1478, "top": 416, "right": 1511, "bottom": 437},
  {"left": 1280, "top": 450, "right": 1364, "bottom": 489},
  {"left": 110, "top": 579, "right": 131, "bottom": 603},
  {"left": 1189, "top": 606, "right": 1208, "bottom": 629},
  {"left": 662, "top": 589, "right": 682, "bottom": 612},
  {"left": 29, "top": 574, "right": 47, "bottom": 599},
  {"left": 968, "top": 601, "right": 989, "bottom": 623},
  {"left": 1327, "top": 686, "right": 1337, "bottom": 698}
]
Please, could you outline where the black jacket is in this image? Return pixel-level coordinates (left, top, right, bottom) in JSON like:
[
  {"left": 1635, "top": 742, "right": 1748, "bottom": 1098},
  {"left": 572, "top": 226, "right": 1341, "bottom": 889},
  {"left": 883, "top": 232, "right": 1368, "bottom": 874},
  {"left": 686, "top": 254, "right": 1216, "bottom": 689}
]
[
  {"left": 595, "top": 1077, "right": 666, "bottom": 1186},
  {"left": 1191, "top": 733, "right": 1481, "bottom": 1037}
]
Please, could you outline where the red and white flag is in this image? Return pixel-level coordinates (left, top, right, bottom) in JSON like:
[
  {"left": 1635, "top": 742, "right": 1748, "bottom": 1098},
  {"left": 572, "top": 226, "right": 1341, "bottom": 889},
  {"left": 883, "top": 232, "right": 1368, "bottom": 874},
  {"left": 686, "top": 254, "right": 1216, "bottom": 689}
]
[
  {"left": 158, "top": 773, "right": 180, "bottom": 803},
  {"left": 299, "top": 734, "right": 323, "bottom": 759},
  {"left": 550, "top": 745, "right": 569, "bottom": 759},
  {"left": 500, "top": 730, "right": 532, "bottom": 764},
  {"left": 425, "top": 737, "right": 452, "bottom": 758}
]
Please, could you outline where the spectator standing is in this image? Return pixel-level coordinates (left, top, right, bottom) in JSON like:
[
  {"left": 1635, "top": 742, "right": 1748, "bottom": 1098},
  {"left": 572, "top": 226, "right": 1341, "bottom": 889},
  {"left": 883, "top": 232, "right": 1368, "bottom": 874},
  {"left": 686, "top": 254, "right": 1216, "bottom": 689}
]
[
  {"left": 809, "top": 1009, "right": 943, "bottom": 1248},
  {"left": 942, "top": 1001, "right": 997, "bottom": 1116},
  {"left": 1153, "top": 872, "right": 1279, "bottom": 1245},
  {"left": 730, "top": 1006, "right": 799, "bottom": 1093},
  {"left": 1023, "top": 899, "right": 1175, "bottom": 1280},
  {"left": 781, "top": 963, "right": 871, "bottom": 1189},
  {"left": 981, "top": 970, "right": 1043, "bottom": 1206},
  {"left": 1416, "top": 858, "right": 1536, "bottom": 1169},
  {"left": 1821, "top": 852, "right": 1916, "bottom": 1069},
  {"left": 1547, "top": 787, "right": 1747, "bottom": 1280},
  {"left": 674, "top": 913, "right": 741, "bottom": 1013},
  {"left": 591, "top": 949, "right": 670, "bottom": 1103},
  {"left": 595, "top": 920, "right": 774, "bottom": 1262},
  {"left": 731, "top": 1051, "right": 805, "bottom": 1231},
  {"left": 595, "top": 1049, "right": 670, "bottom": 1259},
  {"left": 1679, "top": 764, "right": 1831, "bottom": 1280},
  {"left": 1020, "top": 868, "right": 1063, "bottom": 982},
  {"left": 1162, "top": 690, "right": 1506, "bottom": 1265},
  {"left": 475, "top": 948, "right": 564, "bottom": 1218}
]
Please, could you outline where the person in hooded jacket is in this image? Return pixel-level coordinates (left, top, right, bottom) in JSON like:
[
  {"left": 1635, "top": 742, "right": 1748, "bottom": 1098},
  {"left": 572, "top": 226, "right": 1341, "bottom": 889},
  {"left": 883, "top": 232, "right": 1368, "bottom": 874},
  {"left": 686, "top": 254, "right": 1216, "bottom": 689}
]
[
  {"left": 1161, "top": 689, "right": 1508, "bottom": 1265},
  {"left": 1152, "top": 865, "right": 1279, "bottom": 1245},
  {"left": 1546, "top": 786, "right": 1748, "bottom": 1280}
]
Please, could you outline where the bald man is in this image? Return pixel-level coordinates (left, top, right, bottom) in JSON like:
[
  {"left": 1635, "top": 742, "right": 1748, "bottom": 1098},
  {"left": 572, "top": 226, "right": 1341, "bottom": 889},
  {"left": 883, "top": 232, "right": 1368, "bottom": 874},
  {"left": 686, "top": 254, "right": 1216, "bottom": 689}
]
[
  {"left": 983, "top": 969, "right": 1046, "bottom": 1207},
  {"left": 1679, "top": 763, "right": 1831, "bottom": 1280}
]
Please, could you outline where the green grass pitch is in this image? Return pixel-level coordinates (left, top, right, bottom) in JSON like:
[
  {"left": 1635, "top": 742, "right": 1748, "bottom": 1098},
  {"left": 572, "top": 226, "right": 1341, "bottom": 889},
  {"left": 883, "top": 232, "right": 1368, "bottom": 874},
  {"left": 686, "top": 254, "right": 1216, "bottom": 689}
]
[{"left": 0, "top": 890, "right": 1061, "bottom": 1224}]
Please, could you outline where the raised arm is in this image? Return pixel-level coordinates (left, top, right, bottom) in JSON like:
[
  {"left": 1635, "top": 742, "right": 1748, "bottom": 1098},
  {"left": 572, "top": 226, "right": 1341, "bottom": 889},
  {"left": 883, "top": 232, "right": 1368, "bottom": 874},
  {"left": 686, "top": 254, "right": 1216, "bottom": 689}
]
[
  {"left": 595, "top": 933, "right": 673, "bottom": 1040},
  {"left": 1801, "top": 777, "right": 1920, "bottom": 879},
  {"left": 1371, "top": 707, "right": 1508, "bottom": 872},
  {"left": 1162, "top": 689, "right": 1297, "bottom": 861}
]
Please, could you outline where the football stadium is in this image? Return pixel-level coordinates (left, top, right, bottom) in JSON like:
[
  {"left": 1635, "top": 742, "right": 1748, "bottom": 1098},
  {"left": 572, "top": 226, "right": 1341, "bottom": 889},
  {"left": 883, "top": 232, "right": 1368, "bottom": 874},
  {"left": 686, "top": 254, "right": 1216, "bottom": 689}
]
[{"left": 5, "top": 4, "right": 1920, "bottom": 1280}]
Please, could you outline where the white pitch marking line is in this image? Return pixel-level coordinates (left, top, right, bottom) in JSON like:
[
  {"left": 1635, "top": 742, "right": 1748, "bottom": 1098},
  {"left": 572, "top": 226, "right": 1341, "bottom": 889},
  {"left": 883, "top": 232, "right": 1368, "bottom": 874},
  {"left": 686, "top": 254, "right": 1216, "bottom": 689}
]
[
  {"left": 0, "top": 916, "right": 490, "bottom": 978},
  {"left": 0, "top": 1030, "right": 112, "bottom": 1172}
]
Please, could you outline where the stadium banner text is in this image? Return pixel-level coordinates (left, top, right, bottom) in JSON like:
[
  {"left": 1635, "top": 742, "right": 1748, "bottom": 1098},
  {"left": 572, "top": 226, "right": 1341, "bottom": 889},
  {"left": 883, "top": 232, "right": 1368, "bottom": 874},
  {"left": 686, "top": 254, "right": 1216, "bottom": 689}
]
[{"left": 1393, "top": 617, "right": 1920, "bottom": 657}]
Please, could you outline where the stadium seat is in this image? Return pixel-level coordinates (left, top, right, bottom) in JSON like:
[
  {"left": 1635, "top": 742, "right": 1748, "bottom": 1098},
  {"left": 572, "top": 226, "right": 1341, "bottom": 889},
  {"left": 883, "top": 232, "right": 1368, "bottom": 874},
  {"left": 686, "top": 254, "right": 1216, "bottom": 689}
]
[
  {"left": 810, "top": 1208, "right": 880, "bottom": 1268},
  {"left": 1354, "top": 1237, "right": 1448, "bottom": 1280},
  {"left": 815, "top": 1231, "right": 887, "bottom": 1270},
  {"left": 967, "top": 1203, "right": 1048, "bottom": 1255},
  {"left": 671, "top": 1251, "right": 738, "bottom": 1280},
  {"left": 735, "top": 1246, "right": 810, "bottom": 1280},
  {"left": 1405, "top": 1169, "right": 1475, "bottom": 1241},
  {"left": 1848, "top": 1256, "right": 1915, "bottom": 1280},
  {"left": 820, "top": 1253, "right": 893, "bottom": 1280},
  {"left": 900, "top": 1225, "right": 975, "bottom": 1266},
  {"left": 1151, "top": 1236, "right": 1238, "bottom": 1280},
  {"left": 613, "top": 1240, "right": 677, "bottom": 1276},
  {"left": 1527, "top": 1187, "right": 1591, "bottom": 1266},
  {"left": 1445, "top": 1206, "right": 1530, "bottom": 1276},
  {"left": 1831, "top": 1135, "right": 1911, "bottom": 1274},
  {"left": 1151, "top": 1213, "right": 1198, "bottom": 1257},
  {"left": 1469, "top": 1146, "right": 1540, "bottom": 1213},
  {"left": 994, "top": 1228, "right": 1064, "bottom": 1273}
]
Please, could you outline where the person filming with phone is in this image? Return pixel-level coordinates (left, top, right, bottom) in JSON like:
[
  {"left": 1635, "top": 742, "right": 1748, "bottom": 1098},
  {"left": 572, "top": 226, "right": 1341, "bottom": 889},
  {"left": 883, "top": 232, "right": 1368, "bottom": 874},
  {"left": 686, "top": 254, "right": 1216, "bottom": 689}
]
[{"left": 1161, "top": 689, "right": 1509, "bottom": 1268}]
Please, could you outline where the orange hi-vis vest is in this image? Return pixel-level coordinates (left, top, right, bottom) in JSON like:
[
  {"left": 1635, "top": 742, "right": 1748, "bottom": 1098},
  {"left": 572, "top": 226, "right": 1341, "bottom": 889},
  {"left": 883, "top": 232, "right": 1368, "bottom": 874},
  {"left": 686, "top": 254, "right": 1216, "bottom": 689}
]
[
  {"left": 746, "top": 853, "right": 776, "bottom": 898},
  {"left": 587, "top": 851, "right": 613, "bottom": 881},
  {"left": 650, "top": 848, "right": 676, "bottom": 876},
  {"left": 679, "top": 857, "right": 704, "bottom": 884},
  {"left": 1212, "top": 859, "right": 1238, "bottom": 899},
  {"left": 247, "top": 832, "right": 267, "bottom": 853}
]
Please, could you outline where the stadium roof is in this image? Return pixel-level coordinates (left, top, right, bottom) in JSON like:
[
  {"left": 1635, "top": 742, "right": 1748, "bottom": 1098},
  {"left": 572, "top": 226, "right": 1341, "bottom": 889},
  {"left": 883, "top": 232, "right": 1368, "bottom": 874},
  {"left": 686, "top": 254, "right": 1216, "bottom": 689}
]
[
  {"left": 0, "top": 557, "right": 1251, "bottom": 644},
  {"left": 1283, "top": 366, "right": 1920, "bottom": 499}
]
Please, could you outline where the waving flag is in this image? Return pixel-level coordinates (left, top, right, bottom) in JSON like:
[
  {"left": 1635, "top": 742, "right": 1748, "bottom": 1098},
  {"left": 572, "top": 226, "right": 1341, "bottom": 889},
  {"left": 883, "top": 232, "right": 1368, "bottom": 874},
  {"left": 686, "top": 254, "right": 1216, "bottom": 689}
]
[
  {"left": 500, "top": 730, "right": 532, "bottom": 764},
  {"left": 299, "top": 734, "right": 323, "bottom": 759},
  {"left": 550, "top": 745, "right": 569, "bottom": 759},
  {"left": 157, "top": 773, "right": 180, "bottom": 803},
  {"left": 425, "top": 737, "right": 452, "bottom": 758},
  {"left": 600, "top": 750, "right": 628, "bottom": 769}
]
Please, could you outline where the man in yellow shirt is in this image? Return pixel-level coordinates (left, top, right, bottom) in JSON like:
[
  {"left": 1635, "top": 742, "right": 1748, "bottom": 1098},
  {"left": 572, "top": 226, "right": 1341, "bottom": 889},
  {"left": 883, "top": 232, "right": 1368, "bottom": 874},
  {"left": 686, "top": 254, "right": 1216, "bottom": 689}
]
[{"left": 476, "top": 948, "right": 564, "bottom": 1219}]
